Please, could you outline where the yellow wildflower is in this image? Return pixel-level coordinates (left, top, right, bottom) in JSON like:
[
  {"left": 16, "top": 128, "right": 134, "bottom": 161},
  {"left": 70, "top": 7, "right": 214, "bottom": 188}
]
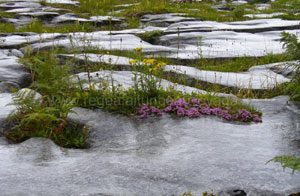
[
  {"left": 153, "top": 66, "right": 159, "bottom": 71},
  {"left": 174, "top": 83, "right": 178, "bottom": 86},
  {"left": 106, "top": 51, "right": 110, "bottom": 54},
  {"left": 149, "top": 68, "right": 153, "bottom": 72},
  {"left": 129, "top": 59, "right": 138, "bottom": 64},
  {"left": 133, "top": 47, "right": 143, "bottom": 52},
  {"left": 143, "top": 58, "right": 156, "bottom": 65},
  {"left": 24, "top": 89, "right": 28, "bottom": 93},
  {"left": 156, "top": 62, "right": 167, "bottom": 67},
  {"left": 84, "top": 92, "right": 89, "bottom": 97}
]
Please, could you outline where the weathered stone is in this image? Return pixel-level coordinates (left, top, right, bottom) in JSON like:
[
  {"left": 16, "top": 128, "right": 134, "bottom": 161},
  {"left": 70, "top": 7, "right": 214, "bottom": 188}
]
[
  {"left": 72, "top": 70, "right": 234, "bottom": 98},
  {"left": 0, "top": 93, "right": 15, "bottom": 130},
  {"left": 0, "top": 2, "right": 42, "bottom": 9},
  {"left": 51, "top": 13, "right": 123, "bottom": 25},
  {"left": 58, "top": 53, "right": 134, "bottom": 70},
  {"left": 0, "top": 55, "right": 30, "bottom": 87},
  {"left": 244, "top": 13, "right": 284, "bottom": 18},
  {"left": 24, "top": 31, "right": 176, "bottom": 54},
  {"left": 0, "top": 33, "right": 64, "bottom": 49},
  {"left": 158, "top": 29, "right": 300, "bottom": 59},
  {"left": 140, "top": 13, "right": 200, "bottom": 26},
  {"left": 165, "top": 19, "right": 300, "bottom": 34},
  {"left": 8, "top": 49, "right": 24, "bottom": 58},
  {"left": 163, "top": 63, "right": 291, "bottom": 90},
  {"left": 0, "top": 0, "right": 80, "bottom": 6},
  {"left": 18, "top": 11, "right": 60, "bottom": 20},
  {"left": 0, "top": 82, "right": 20, "bottom": 93},
  {"left": 5, "top": 16, "right": 33, "bottom": 26},
  {"left": 2, "top": 96, "right": 296, "bottom": 195}
]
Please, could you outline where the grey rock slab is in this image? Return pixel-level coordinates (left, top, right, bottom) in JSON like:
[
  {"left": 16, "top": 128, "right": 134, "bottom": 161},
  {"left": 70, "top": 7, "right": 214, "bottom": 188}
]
[
  {"left": 0, "top": 96, "right": 297, "bottom": 195},
  {"left": 0, "top": 82, "right": 20, "bottom": 93},
  {"left": 163, "top": 63, "right": 291, "bottom": 90},
  {"left": 5, "top": 7, "right": 36, "bottom": 13},
  {"left": 5, "top": 6, "right": 71, "bottom": 13},
  {"left": 0, "top": 93, "right": 15, "bottom": 130},
  {"left": 0, "top": 0, "right": 80, "bottom": 6},
  {"left": 111, "top": 26, "right": 168, "bottom": 35},
  {"left": 58, "top": 53, "right": 134, "bottom": 68},
  {"left": 5, "top": 16, "right": 33, "bottom": 26},
  {"left": 51, "top": 13, "right": 91, "bottom": 24},
  {"left": 244, "top": 13, "right": 285, "bottom": 18},
  {"left": 22, "top": 28, "right": 298, "bottom": 59},
  {"left": 0, "top": 33, "right": 64, "bottom": 49},
  {"left": 165, "top": 19, "right": 300, "bottom": 33},
  {"left": 8, "top": 49, "right": 24, "bottom": 58},
  {"left": 44, "top": 0, "right": 80, "bottom": 5},
  {"left": 0, "top": 2, "right": 42, "bottom": 9},
  {"left": 256, "top": 3, "right": 271, "bottom": 10},
  {"left": 140, "top": 13, "right": 200, "bottom": 26},
  {"left": 248, "top": 61, "right": 299, "bottom": 78},
  {"left": 90, "top": 15, "right": 124, "bottom": 22},
  {"left": 26, "top": 31, "right": 176, "bottom": 54},
  {"left": 17, "top": 11, "right": 60, "bottom": 19},
  {"left": 51, "top": 13, "right": 123, "bottom": 25},
  {"left": 15, "top": 11, "right": 61, "bottom": 22},
  {"left": 232, "top": 0, "right": 247, "bottom": 5},
  {"left": 114, "top": 3, "right": 140, "bottom": 7},
  {"left": 158, "top": 29, "right": 300, "bottom": 59},
  {"left": 73, "top": 70, "right": 234, "bottom": 98},
  {"left": 74, "top": 70, "right": 208, "bottom": 95},
  {"left": 0, "top": 54, "right": 30, "bottom": 87}
]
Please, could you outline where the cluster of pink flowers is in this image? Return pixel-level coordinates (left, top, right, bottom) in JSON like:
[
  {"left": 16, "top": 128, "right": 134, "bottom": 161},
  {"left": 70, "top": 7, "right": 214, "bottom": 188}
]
[
  {"left": 164, "top": 98, "right": 262, "bottom": 122},
  {"left": 139, "top": 98, "right": 262, "bottom": 123},
  {"left": 139, "top": 104, "right": 162, "bottom": 119}
]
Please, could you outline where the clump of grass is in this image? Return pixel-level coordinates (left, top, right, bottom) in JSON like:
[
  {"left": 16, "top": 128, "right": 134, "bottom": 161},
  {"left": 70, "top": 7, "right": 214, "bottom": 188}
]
[
  {"left": 0, "top": 23, "right": 16, "bottom": 33},
  {"left": 232, "top": 6, "right": 246, "bottom": 18},
  {"left": 194, "top": 54, "right": 288, "bottom": 73},
  {"left": 136, "top": 30, "right": 164, "bottom": 44},
  {"left": 0, "top": 20, "right": 103, "bottom": 33}
]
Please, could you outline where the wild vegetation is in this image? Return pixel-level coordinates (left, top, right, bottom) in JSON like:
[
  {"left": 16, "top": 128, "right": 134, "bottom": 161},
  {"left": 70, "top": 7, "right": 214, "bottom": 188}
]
[
  {"left": 279, "top": 32, "right": 300, "bottom": 101},
  {"left": 5, "top": 44, "right": 264, "bottom": 147},
  {"left": 0, "top": 0, "right": 299, "bottom": 195},
  {"left": 172, "top": 190, "right": 216, "bottom": 196}
]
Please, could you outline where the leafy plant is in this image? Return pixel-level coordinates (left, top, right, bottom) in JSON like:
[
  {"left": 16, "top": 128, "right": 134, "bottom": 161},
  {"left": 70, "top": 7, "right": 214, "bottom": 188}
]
[
  {"left": 130, "top": 48, "right": 166, "bottom": 98},
  {"left": 280, "top": 32, "right": 300, "bottom": 60},
  {"left": 267, "top": 155, "right": 300, "bottom": 174},
  {"left": 6, "top": 90, "right": 88, "bottom": 148},
  {"left": 7, "top": 51, "right": 89, "bottom": 148},
  {"left": 280, "top": 32, "right": 300, "bottom": 100}
]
